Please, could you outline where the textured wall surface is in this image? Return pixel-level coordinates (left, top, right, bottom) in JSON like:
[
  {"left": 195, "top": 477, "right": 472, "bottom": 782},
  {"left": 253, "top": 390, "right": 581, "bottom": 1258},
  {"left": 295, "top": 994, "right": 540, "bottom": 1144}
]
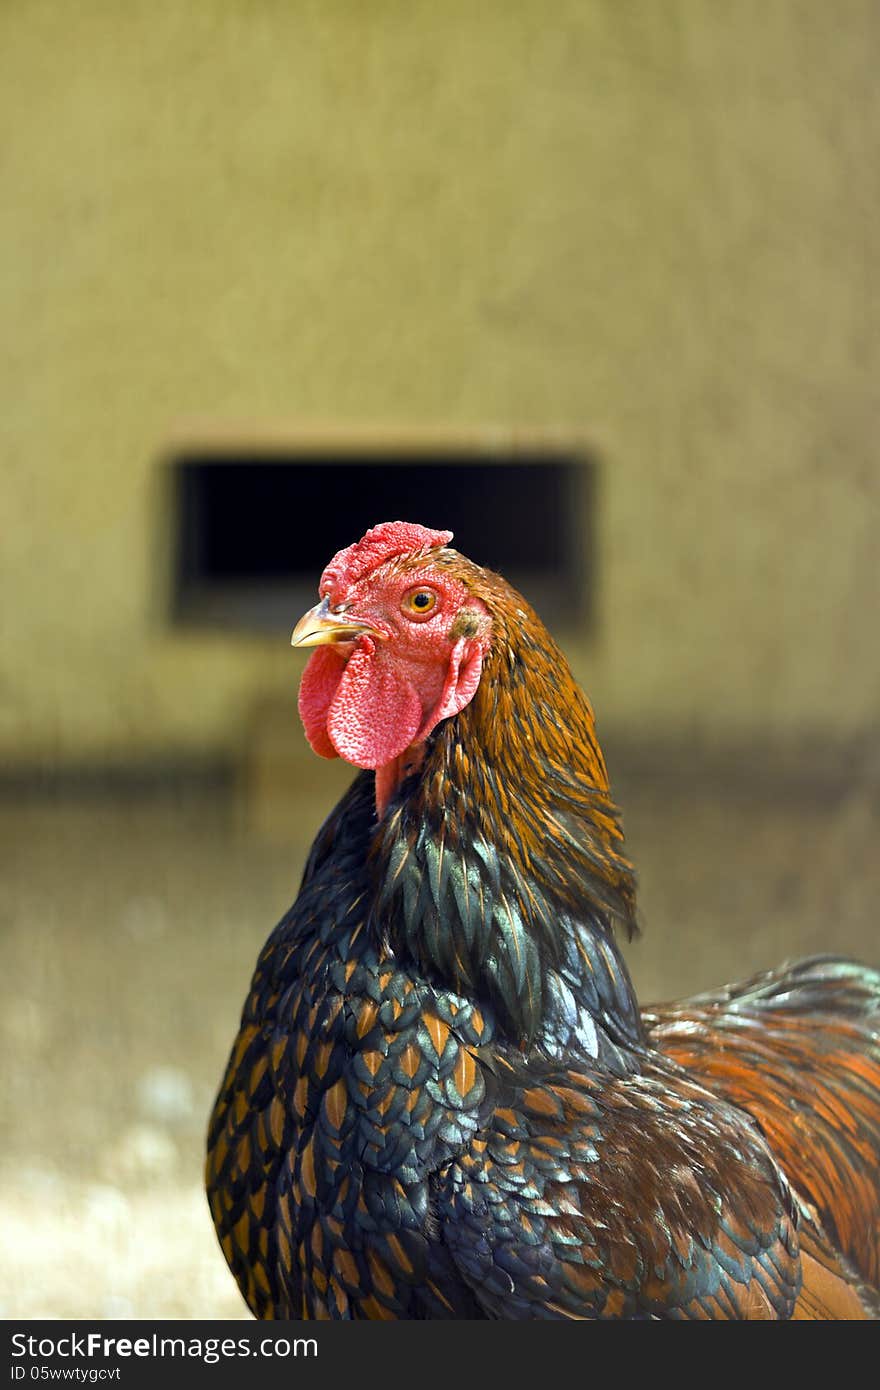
[{"left": 2, "top": 0, "right": 879, "bottom": 767}]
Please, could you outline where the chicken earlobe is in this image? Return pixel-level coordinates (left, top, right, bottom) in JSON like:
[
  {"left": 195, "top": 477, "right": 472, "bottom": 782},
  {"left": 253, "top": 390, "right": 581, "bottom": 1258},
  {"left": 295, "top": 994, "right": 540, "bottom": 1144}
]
[{"left": 430, "top": 634, "right": 486, "bottom": 729}]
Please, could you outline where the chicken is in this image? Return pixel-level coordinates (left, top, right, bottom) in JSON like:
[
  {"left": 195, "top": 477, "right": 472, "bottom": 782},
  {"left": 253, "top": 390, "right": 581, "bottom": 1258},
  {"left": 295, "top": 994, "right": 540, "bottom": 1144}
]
[{"left": 206, "top": 520, "right": 880, "bottom": 1319}]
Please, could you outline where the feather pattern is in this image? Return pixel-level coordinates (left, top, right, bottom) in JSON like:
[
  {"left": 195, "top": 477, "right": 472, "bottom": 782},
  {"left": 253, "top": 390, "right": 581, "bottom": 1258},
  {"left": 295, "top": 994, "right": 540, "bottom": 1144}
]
[{"left": 207, "top": 533, "right": 880, "bottom": 1320}]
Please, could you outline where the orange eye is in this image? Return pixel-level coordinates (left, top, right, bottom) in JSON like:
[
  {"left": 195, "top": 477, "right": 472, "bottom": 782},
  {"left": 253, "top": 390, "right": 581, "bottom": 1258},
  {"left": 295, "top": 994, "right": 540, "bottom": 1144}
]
[{"left": 402, "top": 587, "right": 437, "bottom": 619}]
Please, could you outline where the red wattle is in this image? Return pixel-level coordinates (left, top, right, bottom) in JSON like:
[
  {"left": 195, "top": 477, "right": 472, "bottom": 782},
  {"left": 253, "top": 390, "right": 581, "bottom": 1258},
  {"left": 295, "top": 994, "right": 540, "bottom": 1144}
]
[
  {"left": 297, "top": 624, "right": 488, "bottom": 800},
  {"left": 327, "top": 640, "right": 424, "bottom": 769},
  {"left": 298, "top": 646, "right": 346, "bottom": 759}
]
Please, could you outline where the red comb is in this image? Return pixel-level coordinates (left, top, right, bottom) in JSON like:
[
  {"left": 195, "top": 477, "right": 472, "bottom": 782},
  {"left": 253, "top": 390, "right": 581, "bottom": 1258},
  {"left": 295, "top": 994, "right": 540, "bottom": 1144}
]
[{"left": 320, "top": 521, "right": 453, "bottom": 598}]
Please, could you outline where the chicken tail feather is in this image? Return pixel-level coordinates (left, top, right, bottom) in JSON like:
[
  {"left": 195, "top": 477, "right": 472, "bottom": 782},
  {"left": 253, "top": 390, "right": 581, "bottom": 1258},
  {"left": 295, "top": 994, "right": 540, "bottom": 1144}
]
[{"left": 645, "top": 954, "right": 880, "bottom": 1295}]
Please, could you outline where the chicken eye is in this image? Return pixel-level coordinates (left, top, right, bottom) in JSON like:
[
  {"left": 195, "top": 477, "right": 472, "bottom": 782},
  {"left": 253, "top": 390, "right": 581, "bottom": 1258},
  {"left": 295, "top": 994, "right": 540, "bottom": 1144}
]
[{"left": 402, "top": 587, "right": 438, "bottom": 619}]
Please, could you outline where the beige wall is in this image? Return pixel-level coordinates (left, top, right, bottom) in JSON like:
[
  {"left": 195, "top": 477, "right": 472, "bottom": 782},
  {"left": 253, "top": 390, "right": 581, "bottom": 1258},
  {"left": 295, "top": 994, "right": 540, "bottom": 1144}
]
[{"left": 3, "top": 0, "right": 879, "bottom": 769}]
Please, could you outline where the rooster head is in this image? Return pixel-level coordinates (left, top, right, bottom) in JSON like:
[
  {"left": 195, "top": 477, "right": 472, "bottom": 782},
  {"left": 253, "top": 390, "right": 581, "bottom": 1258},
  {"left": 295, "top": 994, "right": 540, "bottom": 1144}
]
[{"left": 291, "top": 522, "right": 492, "bottom": 805}]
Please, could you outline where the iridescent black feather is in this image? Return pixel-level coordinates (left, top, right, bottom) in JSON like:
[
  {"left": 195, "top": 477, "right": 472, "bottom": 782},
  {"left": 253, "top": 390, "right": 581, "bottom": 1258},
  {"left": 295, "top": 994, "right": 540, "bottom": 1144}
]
[{"left": 207, "top": 545, "right": 880, "bottom": 1320}]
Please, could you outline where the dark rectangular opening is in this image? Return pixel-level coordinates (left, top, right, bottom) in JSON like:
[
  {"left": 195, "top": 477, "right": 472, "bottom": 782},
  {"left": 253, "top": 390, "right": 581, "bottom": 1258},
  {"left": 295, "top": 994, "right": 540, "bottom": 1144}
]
[{"left": 170, "top": 453, "right": 595, "bottom": 633}]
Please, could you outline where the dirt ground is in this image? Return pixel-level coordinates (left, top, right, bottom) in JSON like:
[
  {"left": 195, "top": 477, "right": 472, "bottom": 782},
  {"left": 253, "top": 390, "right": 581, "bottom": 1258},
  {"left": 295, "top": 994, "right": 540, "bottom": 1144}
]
[{"left": 1, "top": 756, "right": 877, "bottom": 1319}]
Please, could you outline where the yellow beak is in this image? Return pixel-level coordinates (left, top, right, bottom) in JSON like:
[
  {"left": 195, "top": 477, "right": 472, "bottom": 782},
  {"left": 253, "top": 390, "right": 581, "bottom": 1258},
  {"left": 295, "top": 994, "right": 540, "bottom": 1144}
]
[{"left": 290, "top": 597, "right": 383, "bottom": 648}]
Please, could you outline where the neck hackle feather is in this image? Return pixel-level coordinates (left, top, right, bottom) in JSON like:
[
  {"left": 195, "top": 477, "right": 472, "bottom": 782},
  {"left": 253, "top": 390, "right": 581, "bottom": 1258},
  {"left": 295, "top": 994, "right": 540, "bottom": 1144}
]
[{"left": 370, "top": 547, "right": 642, "bottom": 1051}]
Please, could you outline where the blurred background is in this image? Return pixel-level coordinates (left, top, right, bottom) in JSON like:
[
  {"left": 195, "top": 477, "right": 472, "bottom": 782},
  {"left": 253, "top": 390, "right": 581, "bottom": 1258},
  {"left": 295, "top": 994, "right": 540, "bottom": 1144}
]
[{"left": 2, "top": 0, "right": 878, "bottom": 1319}]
